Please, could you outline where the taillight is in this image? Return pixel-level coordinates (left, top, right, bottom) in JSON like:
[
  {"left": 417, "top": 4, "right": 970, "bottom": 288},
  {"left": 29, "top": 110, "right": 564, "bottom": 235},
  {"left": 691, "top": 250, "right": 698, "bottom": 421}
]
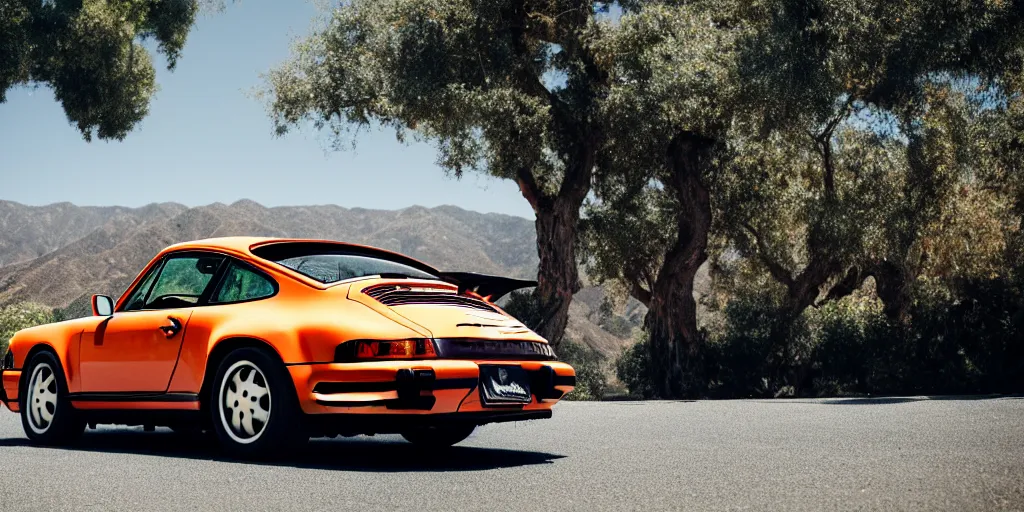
[{"left": 352, "top": 339, "right": 437, "bottom": 360}]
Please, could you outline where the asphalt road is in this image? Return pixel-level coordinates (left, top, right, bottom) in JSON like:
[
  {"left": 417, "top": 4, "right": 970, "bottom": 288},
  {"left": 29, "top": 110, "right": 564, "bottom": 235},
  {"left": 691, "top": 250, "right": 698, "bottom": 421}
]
[{"left": 0, "top": 398, "right": 1022, "bottom": 511}]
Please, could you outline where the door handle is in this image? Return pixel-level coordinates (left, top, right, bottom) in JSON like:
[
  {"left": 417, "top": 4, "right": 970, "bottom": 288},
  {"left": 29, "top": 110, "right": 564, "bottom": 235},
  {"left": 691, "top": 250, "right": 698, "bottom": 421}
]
[{"left": 159, "top": 317, "right": 183, "bottom": 338}]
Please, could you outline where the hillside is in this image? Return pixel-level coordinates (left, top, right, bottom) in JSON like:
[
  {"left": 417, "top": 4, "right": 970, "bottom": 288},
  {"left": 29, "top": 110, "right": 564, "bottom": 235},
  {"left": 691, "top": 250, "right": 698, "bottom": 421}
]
[
  {"left": 0, "top": 200, "right": 633, "bottom": 358},
  {"left": 0, "top": 200, "right": 188, "bottom": 267}
]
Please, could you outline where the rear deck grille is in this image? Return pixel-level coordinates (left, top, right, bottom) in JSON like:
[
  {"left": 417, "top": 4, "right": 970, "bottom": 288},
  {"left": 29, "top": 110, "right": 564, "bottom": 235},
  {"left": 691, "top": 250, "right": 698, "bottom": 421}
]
[{"left": 364, "top": 285, "right": 498, "bottom": 312}]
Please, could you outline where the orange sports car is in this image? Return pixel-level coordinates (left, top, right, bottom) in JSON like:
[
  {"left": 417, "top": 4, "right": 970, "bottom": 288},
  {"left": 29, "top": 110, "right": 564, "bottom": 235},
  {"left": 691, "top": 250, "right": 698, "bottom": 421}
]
[{"left": 0, "top": 237, "right": 574, "bottom": 457}]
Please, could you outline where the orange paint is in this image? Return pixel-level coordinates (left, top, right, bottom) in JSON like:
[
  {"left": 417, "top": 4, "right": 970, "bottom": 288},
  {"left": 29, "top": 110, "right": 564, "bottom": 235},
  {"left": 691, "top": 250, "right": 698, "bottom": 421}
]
[
  {"left": 79, "top": 309, "right": 193, "bottom": 392},
  {"left": 0, "top": 237, "right": 574, "bottom": 421}
]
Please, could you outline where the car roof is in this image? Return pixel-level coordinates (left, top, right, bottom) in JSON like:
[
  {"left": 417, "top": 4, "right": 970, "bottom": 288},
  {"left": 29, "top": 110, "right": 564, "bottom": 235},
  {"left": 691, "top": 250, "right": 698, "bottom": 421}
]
[
  {"left": 161, "top": 237, "right": 439, "bottom": 273},
  {"left": 164, "top": 236, "right": 279, "bottom": 254}
]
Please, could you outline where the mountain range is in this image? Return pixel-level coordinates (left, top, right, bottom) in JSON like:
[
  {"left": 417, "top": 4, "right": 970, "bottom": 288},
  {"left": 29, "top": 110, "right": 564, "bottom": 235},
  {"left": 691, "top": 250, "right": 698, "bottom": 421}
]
[{"left": 0, "top": 200, "right": 634, "bottom": 357}]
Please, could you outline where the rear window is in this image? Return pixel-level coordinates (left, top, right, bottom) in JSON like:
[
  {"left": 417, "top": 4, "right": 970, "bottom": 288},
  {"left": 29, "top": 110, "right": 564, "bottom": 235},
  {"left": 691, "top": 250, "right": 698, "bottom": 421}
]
[{"left": 252, "top": 243, "right": 438, "bottom": 284}]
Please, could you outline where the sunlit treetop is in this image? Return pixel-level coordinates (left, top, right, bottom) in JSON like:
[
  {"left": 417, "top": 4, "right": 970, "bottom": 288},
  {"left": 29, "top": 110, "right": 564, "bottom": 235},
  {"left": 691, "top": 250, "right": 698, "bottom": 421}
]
[
  {"left": 0, "top": 0, "right": 205, "bottom": 141},
  {"left": 267, "top": 0, "right": 624, "bottom": 192}
]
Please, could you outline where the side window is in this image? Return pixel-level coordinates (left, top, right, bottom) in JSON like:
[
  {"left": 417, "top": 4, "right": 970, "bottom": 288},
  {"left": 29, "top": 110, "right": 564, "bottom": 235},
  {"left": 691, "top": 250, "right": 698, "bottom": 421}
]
[
  {"left": 122, "top": 260, "right": 164, "bottom": 312},
  {"left": 212, "top": 262, "right": 276, "bottom": 304},
  {"left": 144, "top": 255, "right": 225, "bottom": 310}
]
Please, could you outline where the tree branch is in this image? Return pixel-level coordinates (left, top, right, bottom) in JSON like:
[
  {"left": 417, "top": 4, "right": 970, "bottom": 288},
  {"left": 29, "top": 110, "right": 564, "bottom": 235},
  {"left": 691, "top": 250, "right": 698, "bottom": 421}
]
[
  {"left": 814, "top": 265, "right": 866, "bottom": 307},
  {"left": 630, "top": 280, "right": 653, "bottom": 308},
  {"left": 813, "top": 99, "right": 853, "bottom": 201},
  {"left": 741, "top": 221, "right": 795, "bottom": 290},
  {"left": 516, "top": 166, "right": 547, "bottom": 212}
]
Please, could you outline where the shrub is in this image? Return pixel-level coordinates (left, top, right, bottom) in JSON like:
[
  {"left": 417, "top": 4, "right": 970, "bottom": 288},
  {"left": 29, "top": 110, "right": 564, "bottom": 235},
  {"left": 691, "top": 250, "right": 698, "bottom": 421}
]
[
  {"left": 615, "top": 334, "right": 657, "bottom": 399},
  {"left": 614, "top": 272, "right": 1024, "bottom": 399},
  {"left": 0, "top": 302, "right": 56, "bottom": 356},
  {"left": 557, "top": 338, "right": 608, "bottom": 400},
  {"left": 501, "top": 290, "right": 544, "bottom": 331},
  {"left": 702, "top": 291, "right": 812, "bottom": 398}
]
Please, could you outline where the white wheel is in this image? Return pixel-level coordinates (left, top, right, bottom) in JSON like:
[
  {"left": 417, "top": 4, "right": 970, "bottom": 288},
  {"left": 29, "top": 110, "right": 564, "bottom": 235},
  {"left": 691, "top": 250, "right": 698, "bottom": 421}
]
[
  {"left": 26, "top": 362, "right": 59, "bottom": 435},
  {"left": 218, "top": 360, "right": 272, "bottom": 445},
  {"left": 20, "top": 351, "right": 83, "bottom": 445}
]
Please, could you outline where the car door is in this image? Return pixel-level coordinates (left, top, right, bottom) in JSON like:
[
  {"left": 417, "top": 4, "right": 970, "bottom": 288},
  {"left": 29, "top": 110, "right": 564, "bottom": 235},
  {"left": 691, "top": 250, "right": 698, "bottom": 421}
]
[{"left": 79, "top": 253, "right": 226, "bottom": 393}]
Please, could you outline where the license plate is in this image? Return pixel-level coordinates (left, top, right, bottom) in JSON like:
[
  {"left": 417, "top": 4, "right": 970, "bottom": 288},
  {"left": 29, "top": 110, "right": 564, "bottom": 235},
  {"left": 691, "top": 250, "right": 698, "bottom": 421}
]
[{"left": 479, "top": 365, "right": 532, "bottom": 405}]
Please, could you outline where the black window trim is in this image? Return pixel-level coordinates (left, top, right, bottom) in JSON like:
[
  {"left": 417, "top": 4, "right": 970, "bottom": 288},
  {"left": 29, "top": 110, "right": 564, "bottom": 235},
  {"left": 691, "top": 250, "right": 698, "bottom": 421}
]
[
  {"left": 117, "top": 250, "right": 233, "bottom": 313},
  {"left": 251, "top": 241, "right": 441, "bottom": 285},
  {"left": 121, "top": 257, "right": 167, "bottom": 312},
  {"left": 207, "top": 257, "right": 280, "bottom": 306}
]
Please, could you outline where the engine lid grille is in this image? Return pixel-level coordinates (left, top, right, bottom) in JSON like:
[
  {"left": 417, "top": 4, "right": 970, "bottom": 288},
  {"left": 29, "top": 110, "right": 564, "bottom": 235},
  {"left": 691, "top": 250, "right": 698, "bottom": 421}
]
[{"left": 364, "top": 285, "right": 499, "bottom": 313}]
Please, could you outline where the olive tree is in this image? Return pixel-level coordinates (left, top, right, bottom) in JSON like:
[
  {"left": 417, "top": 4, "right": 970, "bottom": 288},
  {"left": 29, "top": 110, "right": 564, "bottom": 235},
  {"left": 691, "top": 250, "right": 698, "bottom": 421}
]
[
  {"left": 582, "top": 2, "right": 743, "bottom": 397},
  {"left": 266, "top": 0, "right": 617, "bottom": 346},
  {"left": 0, "top": 0, "right": 212, "bottom": 140},
  {"left": 583, "top": 0, "right": 1024, "bottom": 397}
]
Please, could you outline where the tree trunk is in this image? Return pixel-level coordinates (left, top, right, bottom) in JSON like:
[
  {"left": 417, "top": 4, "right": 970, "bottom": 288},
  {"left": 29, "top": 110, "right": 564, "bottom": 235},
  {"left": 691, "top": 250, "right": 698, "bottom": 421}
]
[
  {"left": 644, "top": 131, "right": 715, "bottom": 398},
  {"left": 871, "top": 260, "right": 912, "bottom": 323},
  {"left": 516, "top": 141, "right": 595, "bottom": 348},
  {"left": 531, "top": 198, "right": 583, "bottom": 347},
  {"left": 785, "top": 256, "right": 842, "bottom": 316}
]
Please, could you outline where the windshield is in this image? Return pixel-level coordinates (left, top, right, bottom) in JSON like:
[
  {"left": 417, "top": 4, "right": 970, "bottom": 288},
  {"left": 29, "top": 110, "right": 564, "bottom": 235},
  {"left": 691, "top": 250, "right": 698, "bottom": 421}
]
[{"left": 272, "top": 253, "right": 438, "bottom": 284}]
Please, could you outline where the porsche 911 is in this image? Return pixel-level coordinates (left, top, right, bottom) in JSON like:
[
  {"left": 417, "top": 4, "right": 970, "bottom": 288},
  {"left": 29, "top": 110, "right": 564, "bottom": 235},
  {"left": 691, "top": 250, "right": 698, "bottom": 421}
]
[{"left": 0, "top": 237, "right": 575, "bottom": 457}]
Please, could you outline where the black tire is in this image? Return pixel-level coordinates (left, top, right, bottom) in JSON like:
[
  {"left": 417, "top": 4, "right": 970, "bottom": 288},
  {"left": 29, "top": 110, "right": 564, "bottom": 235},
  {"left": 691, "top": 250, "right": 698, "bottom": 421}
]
[
  {"left": 400, "top": 424, "right": 476, "bottom": 448},
  {"left": 208, "top": 347, "right": 306, "bottom": 459},
  {"left": 19, "top": 351, "right": 85, "bottom": 445}
]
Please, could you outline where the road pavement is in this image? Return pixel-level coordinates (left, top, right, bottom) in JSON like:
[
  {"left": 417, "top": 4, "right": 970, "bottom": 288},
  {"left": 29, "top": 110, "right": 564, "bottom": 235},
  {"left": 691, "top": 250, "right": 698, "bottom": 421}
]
[{"left": 0, "top": 398, "right": 1022, "bottom": 511}]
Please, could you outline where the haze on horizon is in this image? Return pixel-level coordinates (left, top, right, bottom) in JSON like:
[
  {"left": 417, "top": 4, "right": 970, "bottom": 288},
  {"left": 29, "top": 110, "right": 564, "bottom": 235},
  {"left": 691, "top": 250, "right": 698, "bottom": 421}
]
[{"left": 0, "top": 0, "right": 534, "bottom": 220}]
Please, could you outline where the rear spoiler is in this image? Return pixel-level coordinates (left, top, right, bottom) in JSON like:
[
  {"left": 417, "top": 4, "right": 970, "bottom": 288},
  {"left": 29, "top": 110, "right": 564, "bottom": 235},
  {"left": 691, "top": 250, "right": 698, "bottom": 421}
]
[{"left": 439, "top": 272, "right": 536, "bottom": 301}]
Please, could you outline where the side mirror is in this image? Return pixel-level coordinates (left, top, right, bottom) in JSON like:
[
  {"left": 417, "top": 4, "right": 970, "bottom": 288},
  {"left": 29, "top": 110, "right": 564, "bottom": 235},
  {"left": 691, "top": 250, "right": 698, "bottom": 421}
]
[{"left": 91, "top": 295, "right": 114, "bottom": 317}]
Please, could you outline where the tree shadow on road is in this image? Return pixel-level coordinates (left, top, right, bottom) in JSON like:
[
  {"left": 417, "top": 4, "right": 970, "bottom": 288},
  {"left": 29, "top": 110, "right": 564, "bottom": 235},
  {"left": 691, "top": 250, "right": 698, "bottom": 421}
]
[
  {"left": 0, "top": 430, "right": 565, "bottom": 472},
  {"left": 759, "top": 395, "right": 1023, "bottom": 405}
]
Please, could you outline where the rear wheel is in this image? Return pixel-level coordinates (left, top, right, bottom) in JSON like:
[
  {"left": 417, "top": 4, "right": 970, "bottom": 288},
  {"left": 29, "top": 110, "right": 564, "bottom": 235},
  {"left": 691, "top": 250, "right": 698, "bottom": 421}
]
[
  {"left": 400, "top": 424, "right": 476, "bottom": 448},
  {"left": 20, "top": 351, "right": 84, "bottom": 445},
  {"left": 209, "top": 347, "right": 306, "bottom": 459}
]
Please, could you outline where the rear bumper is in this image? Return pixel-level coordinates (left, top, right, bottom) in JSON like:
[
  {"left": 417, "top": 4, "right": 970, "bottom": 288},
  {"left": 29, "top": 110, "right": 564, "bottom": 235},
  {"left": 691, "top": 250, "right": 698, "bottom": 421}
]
[
  {"left": 0, "top": 369, "right": 21, "bottom": 412},
  {"left": 288, "top": 359, "right": 575, "bottom": 417}
]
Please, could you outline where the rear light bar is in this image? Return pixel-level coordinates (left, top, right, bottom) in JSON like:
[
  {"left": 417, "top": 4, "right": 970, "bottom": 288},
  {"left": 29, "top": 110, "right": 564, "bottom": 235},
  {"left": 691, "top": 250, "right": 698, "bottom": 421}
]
[
  {"left": 432, "top": 338, "right": 555, "bottom": 360},
  {"left": 334, "top": 338, "right": 557, "bottom": 362},
  {"left": 349, "top": 339, "right": 437, "bottom": 361}
]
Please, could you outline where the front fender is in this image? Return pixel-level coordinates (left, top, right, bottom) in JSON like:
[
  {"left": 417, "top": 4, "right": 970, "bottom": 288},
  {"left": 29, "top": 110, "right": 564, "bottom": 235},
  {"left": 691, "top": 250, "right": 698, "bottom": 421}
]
[{"left": 6, "top": 316, "right": 104, "bottom": 395}]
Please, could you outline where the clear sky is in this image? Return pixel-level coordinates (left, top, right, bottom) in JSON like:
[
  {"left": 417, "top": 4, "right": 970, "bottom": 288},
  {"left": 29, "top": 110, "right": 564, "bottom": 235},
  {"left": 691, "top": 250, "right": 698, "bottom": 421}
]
[{"left": 0, "top": 0, "right": 534, "bottom": 219}]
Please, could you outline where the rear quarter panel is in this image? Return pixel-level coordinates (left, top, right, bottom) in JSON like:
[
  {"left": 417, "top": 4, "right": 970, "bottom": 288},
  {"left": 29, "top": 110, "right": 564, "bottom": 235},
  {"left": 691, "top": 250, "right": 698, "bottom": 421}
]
[{"left": 166, "top": 283, "right": 430, "bottom": 393}]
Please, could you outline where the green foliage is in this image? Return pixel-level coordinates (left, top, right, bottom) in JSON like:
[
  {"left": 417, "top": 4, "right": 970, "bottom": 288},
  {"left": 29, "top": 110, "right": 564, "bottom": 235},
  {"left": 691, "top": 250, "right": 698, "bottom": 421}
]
[
  {"left": 556, "top": 338, "right": 608, "bottom": 401},
  {"left": 614, "top": 276, "right": 1024, "bottom": 398},
  {"left": 583, "top": 1, "right": 742, "bottom": 300},
  {"left": 266, "top": 0, "right": 610, "bottom": 183},
  {"left": 501, "top": 290, "right": 545, "bottom": 332},
  {"left": 0, "top": 0, "right": 203, "bottom": 140},
  {"left": 268, "top": 0, "right": 624, "bottom": 344},
  {"left": 0, "top": 302, "right": 55, "bottom": 357},
  {"left": 615, "top": 334, "right": 657, "bottom": 399}
]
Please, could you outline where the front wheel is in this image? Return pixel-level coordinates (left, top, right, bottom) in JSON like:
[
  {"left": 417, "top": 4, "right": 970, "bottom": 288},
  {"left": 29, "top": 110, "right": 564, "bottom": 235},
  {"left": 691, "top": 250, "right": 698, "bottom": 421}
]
[
  {"left": 209, "top": 347, "right": 306, "bottom": 459},
  {"left": 400, "top": 424, "right": 476, "bottom": 448},
  {"left": 20, "top": 351, "right": 84, "bottom": 445}
]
